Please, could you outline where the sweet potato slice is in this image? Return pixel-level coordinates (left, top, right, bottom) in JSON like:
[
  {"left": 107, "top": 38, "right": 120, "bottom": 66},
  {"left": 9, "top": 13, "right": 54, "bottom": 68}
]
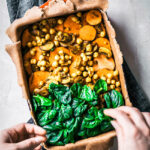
[
  {"left": 79, "top": 25, "right": 96, "bottom": 41},
  {"left": 86, "top": 10, "right": 102, "bottom": 25},
  {"left": 29, "top": 71, "right": 50, "bottom": 93},
  {"left": 64, "top": 15, "right": 81, "bottom": 35},
  {"left": 94, "top": 54, "right": 115, "bottom": 71},
  {"left": 93, "top": 38, "right": 111, "bottom": 50},
  {"left": 21, "top": 29, "right": 34, "bottom": 47}
]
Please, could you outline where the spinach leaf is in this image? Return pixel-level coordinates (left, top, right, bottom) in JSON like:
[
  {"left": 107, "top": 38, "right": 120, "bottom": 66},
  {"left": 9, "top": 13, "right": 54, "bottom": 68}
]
[
  {"left": 58, "top": 104, "right": 73, "bottom": 122},
  {"left": 104, "top": 90, "right": 124, "bottom": 108},
  {"left": 43, "top": 121, "right": 63, "bottom": 131},
  {"left": 100, "top": 121, "right": 113, "bottom": 133},
  {"left": 33, "top": 94, "right": 52, "bottom": 107},
  {"left": 94, "top": 79, "right": 107, "bottom": 94},
  {"left": 70, "top": 83, "right": 82, "bottom": 96},
  {"left": 53, "top": 99, "right": 61, "bottom": 110},
  {"left": 98, "top": 108, "right": 112, "bottom": 122},
  {"left": 78, "top": 85, "right": 98, "bottom": 101},
  {"left": 49, "top": 83, "right": 72, "bottom": 105},
  {"left": 72, "top": 98, "right": 88, "bottom": 117}
]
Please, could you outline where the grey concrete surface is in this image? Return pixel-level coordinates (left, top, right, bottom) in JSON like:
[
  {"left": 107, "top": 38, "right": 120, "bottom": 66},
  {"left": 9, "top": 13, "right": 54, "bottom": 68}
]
[{"left": 0, "top": 0, "right": 149, "bottom": 149}]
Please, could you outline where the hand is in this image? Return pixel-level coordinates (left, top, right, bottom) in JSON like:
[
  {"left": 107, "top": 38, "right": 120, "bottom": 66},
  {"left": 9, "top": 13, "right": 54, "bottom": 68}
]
[
  {"left": 104, "top": 106, "right": 150, "bottom": 150},
  {"left": 0, "top": 123, "right": 47, "bottom": 150}
]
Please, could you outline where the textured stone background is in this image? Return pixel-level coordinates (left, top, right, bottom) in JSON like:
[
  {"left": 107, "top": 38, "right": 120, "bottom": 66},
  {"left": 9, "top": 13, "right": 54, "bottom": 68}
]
[{"left": 0, "top": 0, "right": 149, "bottom": 142}]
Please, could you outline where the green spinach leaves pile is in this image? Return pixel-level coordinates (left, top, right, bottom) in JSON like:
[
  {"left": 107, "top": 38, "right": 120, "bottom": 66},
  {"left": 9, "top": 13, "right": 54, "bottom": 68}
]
[{"left": 32, "top": 79, "right": 124, "bottom": 146}]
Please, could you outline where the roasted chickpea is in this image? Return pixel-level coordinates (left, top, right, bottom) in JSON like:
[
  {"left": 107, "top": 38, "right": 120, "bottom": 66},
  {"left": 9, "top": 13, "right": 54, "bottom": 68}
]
[
  {"left": 76, "top": 38, "right": 83, "bottom": 44},
  {"left": 93, "top": 52, "right": 99, "bottom": 58},
  {"left": 80, "top": 53, "right": 85, "bottom": 58},
  {"left": 54, "top": 41, "right": 59, "bottom": 47},
  {"left": 37, "top": 61, "right": 41, "bottom": 67},
  {"left": 39, "top": 81, "right": 44, "bottom": 87},
  {"left": 77, "top": 12, "right": 82, "bottom": 17},
  {"left": 39, "top": 55, "right": 45, "bottom": 61},
  {"left": 82, "top": 56, "right": 88, "bottom": 62},
  {"left": 88, "top": 67, "right": 94, "bottom": 72},
  {"left": 80, "top": 66, "right": 85, "bottom": 71},
  {"left": 41, "top": 38, "right": 46, "bottom": 44},
  {"left": 110, "top": 84, "right": 115, "bottom": 90},
  {"left": 88, "top": 61, "right": 93, "bottom": 66},
  {"left": 86, "top": 77, "right": 92, "bottom": 83},
  {"left": 55, "top": 76, "right": 61, "bottom": 82},
  {"left": 30, "top": 59, "right": 37, "bottom": 65},
  {"left": 87, "top": 56, "right": 92, "bottom": 61},
  {"left": 93, "top": 74, "right": 98, "bottom": 80},
  {"left": 27, "top": 42, "right": 32, "bottom": 48},
  {"left": 71, "top": 73, "right": 77, "bottom": 77},
  {"left": 41, "top": 20, "right": 47, "bottom": 25},
  {"left": 71, "top": 16, "right": 78, "bottom": 22},
  {"left": 65, "top": 55, "right": 69, "bottom": 60},
  {"left": 59, "top": 60, "right": 64, "bottom": 65},
  {"left": 57, "top": 19, "right": 63, "bottom": 25},
  {"left": 50, "top": 28, "right": 56, "bottom": 34},
  {"left": 68, "top": 60, "right": 72, "bottom": 65},
  {"left": 40, "top": 60, "right": 47, "bottom": 66},
  {"left": 111, "top": 79, "right": 116, "bottom": 85},
  {"left": 63, "top": 67, "right": 69, "bottom": 73},
  {"left": 40, "top": 66, "right": 46, "bottom": 71},
  {"left": 52, "top": 61, "right": 58, "bottom": 67},
  {"left": 45, "top": 34, "right": 50, "bottom": 40},
  {"left": 55, "top": 55, "right": 60, "bottom": 61},
  {"left": 42, "top": 28, "right": 48, "bottom": 33},
  {"left": 77, "top": 70, "right": 82, "bottom": 75},
  {"left": 101, "top": 76, "right": 106, "bottom": 81},
  {"left": 83, "top": 71, "right": 88, "bottom": 77},
  {"left": 113, "top": 70, "right": 119, "bottom": 76},
  {"left": 58, "top": 50, "right": 64, "bottom": 55},
  {"left": 86, "top": 44, "right": 92, "bottom": 52},
  {"left": 36, "top": 36, "right": 40, "bottom": 41},
  {"left": 116, "top": 81, "right": 121, "bottom": 87},
  {"left": 107, "top": 73, "right": 113, "bottom": 79},
  {"left": 33, "top": 25, "right": 38, "bottom": 30},
  {"left": 60, "top": 55, "right": 65, "bottom": 61},
  {"left": 30, "top": 49, "right": 36, "bottom": 56},
  {"left": 32, "top": 41, "right": 37, "bottom": 46},
  {"left": 107, "top": 78, "right": 111, "bottom": 84}
]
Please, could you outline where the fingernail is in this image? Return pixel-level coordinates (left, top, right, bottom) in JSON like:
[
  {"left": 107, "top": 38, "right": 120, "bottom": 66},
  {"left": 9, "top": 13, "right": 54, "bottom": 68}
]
[{"left": 35, "top": 137, "right": 46, "bottom": 143}]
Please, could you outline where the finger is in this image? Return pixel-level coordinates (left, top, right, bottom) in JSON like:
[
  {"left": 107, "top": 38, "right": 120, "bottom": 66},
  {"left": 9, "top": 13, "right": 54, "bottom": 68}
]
[
  {"left": 16, "top": 136, "right": 46, "bottom": 150},
  {"left": 117, "top": 106, "right": 150, "bottom": 136},
  {"left": 34, "top": 145, "right": 42, "bottom": 150},
  {"left": 142, "top": 112, "right": 150, "bottom": 128},
  {"left": 104, "top": 109, "right": 136, "bottom": 133},
  {"left": 25, "top": 124, "right": 47, "bottom": 136}
]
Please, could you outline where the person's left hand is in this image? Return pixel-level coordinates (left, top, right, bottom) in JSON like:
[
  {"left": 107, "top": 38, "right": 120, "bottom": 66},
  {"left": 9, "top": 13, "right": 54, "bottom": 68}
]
[{"left": 0, "top": 123, "right": 47, "bottom": 150}]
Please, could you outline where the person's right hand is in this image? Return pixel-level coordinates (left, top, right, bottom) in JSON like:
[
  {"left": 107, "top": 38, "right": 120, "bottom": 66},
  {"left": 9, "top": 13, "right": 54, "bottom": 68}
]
[{"left": 104, "top": 106, "right": 150, "bottom": 150}]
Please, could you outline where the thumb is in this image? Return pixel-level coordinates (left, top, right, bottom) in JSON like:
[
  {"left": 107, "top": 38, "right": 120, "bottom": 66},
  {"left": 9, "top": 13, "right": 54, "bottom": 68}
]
[{"left": 16, "top": 136, "right": 46, "bottom": 150}]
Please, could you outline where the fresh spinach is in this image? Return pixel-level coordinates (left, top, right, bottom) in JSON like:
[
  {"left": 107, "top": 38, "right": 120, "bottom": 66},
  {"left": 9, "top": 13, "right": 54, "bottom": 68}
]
[{"left": 94, "top": 79, "right": 107, "bottom": 94}]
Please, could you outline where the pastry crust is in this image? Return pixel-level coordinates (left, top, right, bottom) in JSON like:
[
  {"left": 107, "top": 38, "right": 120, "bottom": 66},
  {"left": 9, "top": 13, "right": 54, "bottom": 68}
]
[{"left": 5, "top": 0, "right": 131, "bottom": 149}]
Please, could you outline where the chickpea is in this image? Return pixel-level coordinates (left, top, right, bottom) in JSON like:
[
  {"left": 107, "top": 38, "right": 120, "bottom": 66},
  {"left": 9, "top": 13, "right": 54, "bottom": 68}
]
[
  {"left": 111, "top": 79, "right": 116, "bottom": 85},
  {"left": 116, "top": 81, "right": 121, "bottom": 87},
  {"left": 113, "top": 70, "right": 119, "bottom": 76},
  {"left": 83, "top": 56, "right": 88, "bottom": 61},
  {"left": 57, "top": 31, "right": 62, "bottom": 36},
  {"left": 107, "top": 73, "right": 113, "bottom": 79},
  {"left": 40, "top": 66, "right": 46, "bottom": 71},
  {"left": 40, "top": 60, "right": 47, "bottom": 66},
  {"left": 101, "top": 76, "right": 106, "bottom": 81},
  {"left": 59, "top": 60, "right": 64, "bottom": 65},
  {"left": 83, "top": 71, "right": 88, "bottom": 77},
  {"left": 58, "top": 50, "right": 64, "bottom": 55},
  {"left": 30, "top": 49, "right": 36, "bottom": 56},
  {"left": 77, "top": 70, "right": 82, "bottom": 75},
  {"left": 71, "top": 16, "right": 78, "bottom": 22},
  {"left": 88, "top": 61, "right": 93, "bottom": 66},
  {"left": 63, "top": 67, "right": 69, "bottom": 73},
  {"left": 93, "top": 52, "right": 99, "bottom": 58},
  {"left": 110, "top": 84, "right": 115, "bottom": 90},
  {"left": 30, "top": 59, "right": 37, "bottom": 65},
  {"left": 37, "top": 61, "right": 41, "bottom": 67},
  {"left": 107, "top": 78, "right": 111, "bottom": 84},
  {"left": 77, "top": 12, "right": 82, "bottom": 17},
  {"left": 88, "top": 71, "right": 94, "bottom": 77},
  {"left": 76, "top": 38, "right": 83, "bottom": 44},
  {"left": 57, "top": 19, "right": 63, "bottom": 25},
  {"left": 39, "top": 81, "right": 44, "bottom": 87},
  {"left": 88, "top": 67, "right": 94, "bottom": 72},
  {"left": 86, "top": 77, "right": 92, "bottom": 83},
  {"left": 82, "top": 61, "right": 87, "bottom": 66},
  {"left": 34, "top": 88, "right": 39, "bottom": 94},
  {"left": 80, "top": 53, "right": 85, "bottom": 58},
  {"left": 68, "top": 60, "right": 72, "bottom": 65},
  {"left": 87, "top": 56, "right": 92, "bottom": 60},
  {"left": 45, "top": 34, "right": 50, "bottom": 40},
  {"left": 55, "top": 76, "right": 61, "bottom": 82},
  {"left": 71, "top": 73, "right": 77, "bottom": 77},
  {"left": 50, "top": 28, "right": 56, "bottom": 34},
  {"left": 33, "top": 25, "right": 37, "bottom": 30},
  {"left": 41, "top": 20, "right": 47, "bottom": 25},
  {"left": 32, "top": 41, "right": 37, "bottom": 46},
  {"left": 42, "top": 52, "right": 46, "bottom": 56},
  {"left": 65, "top": 55, "right": 69, "bottom": 60},
  {"left": 47, "top": 54, "right": 50, "bottom": 57},
  {"left": 42, "top": 28, "right": 48, "bottom": 33},
  {"left": 86, "top": 66, "right": 89, "bottom": 71},
  {"left": 86, "top": 44, "right": 92, "bottom": 52},
  {"left": 52, "top": 61, "right": 58, "bottom": 67},
  {"left": 27, "top": 42, "right": 32, "bottom": 48},
  {"left": 55, "top": 55, "right": 60, "bottom": 61},
  {"left": 93, "top": 74, "right": 98, "bottom": 80},
  {"left": 60, "top": 55, "right": 65, "bottom": 61},
  {"left": 80, "top": 66, "right": 85, "bottom": 71},
  {"left": 41, "top": 38, "right": 46, "bottom": 44},
  {"left": 36, "top": 36, "right": 41, "bottom": 41},
  {"left": 54, "top": 41, "right": 59, "bottom": 47}
]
